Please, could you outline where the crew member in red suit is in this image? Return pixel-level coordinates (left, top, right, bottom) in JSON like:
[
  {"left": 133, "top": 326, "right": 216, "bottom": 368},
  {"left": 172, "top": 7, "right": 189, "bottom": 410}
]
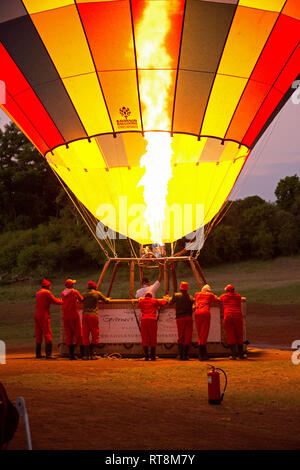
[
  {"left": 219, "top": 284, "right": 246, "bottom": 360},
  {"left": 34, "top": 279, "right": 62, "bottom": 359},
  {"left": 194, "top": 284, "right": 218, "bottom": 361},
  {"left": 169, "top": 282, "right": 194, "bottom": 361},
  {"left": 137, "top": 292, "right": 167, "bottom": 361},
  {"left": 61, "top": 279, "right": 84, "bottom": 360},
  {"left": 82, "top": 281, "right": 109, "bottom": 360}
]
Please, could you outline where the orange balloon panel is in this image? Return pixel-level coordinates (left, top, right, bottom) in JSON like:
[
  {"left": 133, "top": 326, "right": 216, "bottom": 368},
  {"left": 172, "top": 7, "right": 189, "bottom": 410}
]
[{"left": 0, "top": 0, "right": 299, "bottom": 243}]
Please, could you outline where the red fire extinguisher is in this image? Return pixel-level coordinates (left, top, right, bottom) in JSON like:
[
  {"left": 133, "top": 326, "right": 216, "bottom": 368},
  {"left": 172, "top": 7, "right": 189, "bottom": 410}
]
[{"left": 207, "top": 365, "right": 227, "bottom": 405}]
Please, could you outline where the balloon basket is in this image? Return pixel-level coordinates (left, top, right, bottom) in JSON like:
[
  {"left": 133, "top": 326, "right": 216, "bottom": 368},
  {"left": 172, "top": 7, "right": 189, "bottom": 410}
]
[{"left": 59, "top": 257, "right": 248, "bottom": 358}]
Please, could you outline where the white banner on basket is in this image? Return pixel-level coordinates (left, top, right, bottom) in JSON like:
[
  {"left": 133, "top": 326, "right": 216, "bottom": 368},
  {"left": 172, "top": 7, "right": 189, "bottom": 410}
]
[{"left": 96, "top": 306, "right": 221, "bottom": 344}]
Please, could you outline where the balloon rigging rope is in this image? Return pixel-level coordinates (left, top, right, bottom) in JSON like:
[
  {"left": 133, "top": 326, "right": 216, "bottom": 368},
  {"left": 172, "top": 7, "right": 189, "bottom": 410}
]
[
  {"left": 50, "top": 167, "right": 142, "bottom": 260},
  {"left": 77, "top": 200, "right": 117, "bottom": 257},
  {"left": 128, "top": 238, "right": 138, "bottom": 258},
  {"left": 202, "top": 158, "right": 236, "bottom": 244},
  {"left": 201, "top": 153, "right": 219, "bottom": 244},
  {"left": 49, "top": 167, "right": 112, "bottom": 258},
  {"left": 72, "top": 197, "right": 116, "bottom": 256},
  {"left": 206, "top": 112, "right": 281, "bottom": 234}
]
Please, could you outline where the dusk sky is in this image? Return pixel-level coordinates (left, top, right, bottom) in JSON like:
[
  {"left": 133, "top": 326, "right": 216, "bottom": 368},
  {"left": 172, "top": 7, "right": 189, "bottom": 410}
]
[
  {"left": 1, "top": 91, "right": 299, "bottom": 204},
  {"left": 229, "top": 92, "right": 300, "bottom": 202}
]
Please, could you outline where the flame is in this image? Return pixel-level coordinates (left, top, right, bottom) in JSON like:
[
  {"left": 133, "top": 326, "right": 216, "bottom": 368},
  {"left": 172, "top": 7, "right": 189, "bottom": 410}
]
[{"left": 135, "top": 1, "right": 178, "bottom": 244}]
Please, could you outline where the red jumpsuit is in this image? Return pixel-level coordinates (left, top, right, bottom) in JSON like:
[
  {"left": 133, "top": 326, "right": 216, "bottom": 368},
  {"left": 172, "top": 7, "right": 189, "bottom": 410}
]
[
  {"left": 194, "top": 291, "right": 218, "bottom": 345},
  {"left": 219, "top": 292, "right": 244, "bottom": 345},
  {"left": 138, "top": 297, "right": 167, "bottom": 347},
  {"left": 61, "top": 288, "right": 84, "bottom": 347},
  {"left": 34, "top": 288, "right": 62, "bottom": 344}
]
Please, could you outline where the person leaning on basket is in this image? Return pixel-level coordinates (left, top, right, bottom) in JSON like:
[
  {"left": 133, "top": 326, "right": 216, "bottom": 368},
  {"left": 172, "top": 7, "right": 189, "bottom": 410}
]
[
  {"left": 81, "top": 281, "right": 109, "bottom": 360},
  {"left": 137, "top": 291, "right": 167, "bottom": 361},
  {"left": 61, "top": 279, "right": 84, "bottom": 360},
  {"left": 219, "top": 284, "right": 247, "bottom": 360},
  {"left": 194, "top": 284, "right": 218, "bottom": 361},
  {"left": 169, "top": 281, "right": 194, "bottom": 361}
]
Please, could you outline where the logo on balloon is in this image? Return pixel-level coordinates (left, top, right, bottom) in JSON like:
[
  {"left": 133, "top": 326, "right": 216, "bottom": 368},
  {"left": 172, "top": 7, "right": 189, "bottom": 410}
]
[
  {"left": 119, "top": 106, "right": 131, "bottom": 119},
  {"left": 117, "top": 106, "right": 138, "bottom": 129}
]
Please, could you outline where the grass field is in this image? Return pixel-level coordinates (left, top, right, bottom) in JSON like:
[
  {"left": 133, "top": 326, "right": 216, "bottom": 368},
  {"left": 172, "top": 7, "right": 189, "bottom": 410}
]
[
  {"left": 1, "top": 255, "right": 300, "bottom": 304},
  {"left": 1, "top": 256, "right": 300, "bottom": 451}
]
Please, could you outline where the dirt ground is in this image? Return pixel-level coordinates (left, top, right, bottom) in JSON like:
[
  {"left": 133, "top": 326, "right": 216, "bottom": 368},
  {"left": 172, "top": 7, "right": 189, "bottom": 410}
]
[
  {"left": 2, "top": 348, "right": 300, "bottom": 451},
  {"left": 1, "top": 302, "right": 300, "bottom": 451}
]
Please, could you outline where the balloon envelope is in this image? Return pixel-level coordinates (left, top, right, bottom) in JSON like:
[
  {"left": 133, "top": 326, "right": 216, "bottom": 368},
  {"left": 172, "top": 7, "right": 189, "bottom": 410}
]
[{"left": 0, "top": 0, "right": 299, "bottom": 244}]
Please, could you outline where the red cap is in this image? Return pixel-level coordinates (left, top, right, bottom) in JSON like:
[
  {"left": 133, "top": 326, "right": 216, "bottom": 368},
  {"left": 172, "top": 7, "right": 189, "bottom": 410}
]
[
  {"left": 225, "top": 284, "right": 235, "bottom": 292},
  {"left": 65, "top": 279, "right": 76, "bottom": 288},
  {"left": 41, "top": 279, "right": 51, "bottom": 288},
  {"left": 88, "top": 281, "right": 97, "bottom": 289},
  {"left": 180, "top": 282, "right": 189, "bottom": 291}
]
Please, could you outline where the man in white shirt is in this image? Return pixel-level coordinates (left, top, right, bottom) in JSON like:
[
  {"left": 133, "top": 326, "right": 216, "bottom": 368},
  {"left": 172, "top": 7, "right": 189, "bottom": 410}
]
[{"left": 135, "top": 266, "right": 163, "bottom": 298}]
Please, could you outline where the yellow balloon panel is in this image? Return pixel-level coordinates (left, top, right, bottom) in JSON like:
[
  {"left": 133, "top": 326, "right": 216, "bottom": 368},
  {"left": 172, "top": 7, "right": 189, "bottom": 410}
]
[
  {"left": 201, "top": 75, "right": 247, "bottom": 137},
  {"left": 48, "top": 135, "right": 247, "bottom": 244},
  {"left": 63, "top": 74, "right": 112, "bottom": 136}
]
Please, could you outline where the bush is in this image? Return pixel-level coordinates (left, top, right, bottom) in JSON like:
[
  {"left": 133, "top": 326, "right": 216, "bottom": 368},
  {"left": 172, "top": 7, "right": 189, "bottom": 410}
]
[{"left": 0, "top": 218, "right": 106, "bottom": 281}]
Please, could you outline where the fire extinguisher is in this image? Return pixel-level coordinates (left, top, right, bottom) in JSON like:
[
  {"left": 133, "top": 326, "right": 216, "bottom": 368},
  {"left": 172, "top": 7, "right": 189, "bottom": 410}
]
[{"left": 207, "top": 365, "right": 227, "bottom": 405}]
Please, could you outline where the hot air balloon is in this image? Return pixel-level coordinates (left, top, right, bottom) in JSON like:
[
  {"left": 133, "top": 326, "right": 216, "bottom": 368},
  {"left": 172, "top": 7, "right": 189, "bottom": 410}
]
[{"left": 0, "top": 0, "right": 299, "bottom": 295}]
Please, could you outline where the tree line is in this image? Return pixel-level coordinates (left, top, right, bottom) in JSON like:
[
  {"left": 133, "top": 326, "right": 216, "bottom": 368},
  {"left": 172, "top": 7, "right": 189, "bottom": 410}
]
[{"left": 0, "top": 123, "right": 299, "bottom": 281}]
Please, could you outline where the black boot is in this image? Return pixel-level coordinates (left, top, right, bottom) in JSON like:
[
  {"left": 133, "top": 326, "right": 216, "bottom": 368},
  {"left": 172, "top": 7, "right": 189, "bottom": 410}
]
[
  {"left": 89, "top": 344, "right": 98, "bottom": 360},
  {"left": 238, "top": 344, "right": 247, "bottom": 359},
  {"left": 35, "top": 343, "right": 43, "bottom": 359},
  {"left": 202, "top": 345, "right": 209, "bottom": 360},
  {"left": 78, "top": 345, "right": 85, "bottom": 359},
  {"left": 198, "top": 345, "right": 204, "bottom": 361},
  {"left": 177, "top": 344, "right": 184, "bottom": 360},
  {"left": 143, "top": 346, "right": 149, "bottom": 361},
  {"left": 183, "top": 345, "right": 190, "bottom": 361},
  {"left": 45, "top": 343, "right": 56, "bottom": 360},
  {"left": 81, "top": 345, "right": 90, "bottom": 360},
  {"left": 199, "top": 345, "right": 208, "bottom": 361},
  {"left": 150, "top": 347, "right": 156, "bottom": 361},
  {"left": 69, "top": 345, "right": 77, "bottom": 360},
  {"left": 229, "top": 344, "right": 237, "bottom": 360}
]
